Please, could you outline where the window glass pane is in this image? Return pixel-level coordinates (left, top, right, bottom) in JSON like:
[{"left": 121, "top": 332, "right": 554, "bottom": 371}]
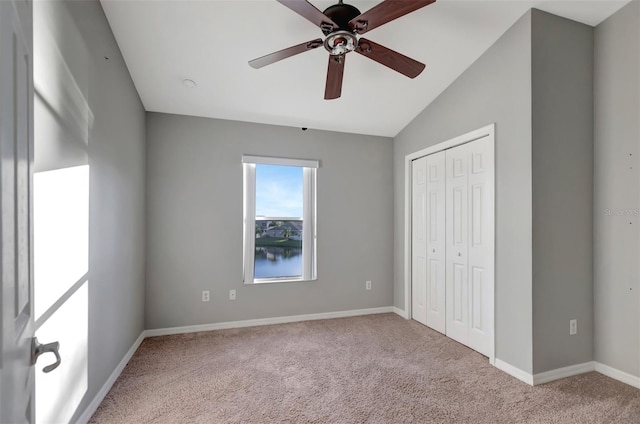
[
  {"left": 254, "top": 220, "right": 303, "bottom": 279},
  {"left": 254, "top": 164, "right": 303, "bottom": 279},
  {"left": 255, "top": 164, "right": 303, "bottom": 218}
]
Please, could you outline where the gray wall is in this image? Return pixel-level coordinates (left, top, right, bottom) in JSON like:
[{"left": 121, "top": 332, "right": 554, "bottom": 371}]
[
  {"left": 594, "top": 0, "right": 640, "bottom": 378},
  {"left": 78, "top": 5, "right": 146, "bottom": 416},
  {"left": 393, "top": 13, "right": 534, "bottom": 372},
  {"left": 145, "top": 113, "right": 393, "bottom": 330},
  {"left": 34, "top": 0, "right": 146, "bottom": 421},
  {"left": 531, "top": 10, "right": 594, "bottom": 374}
]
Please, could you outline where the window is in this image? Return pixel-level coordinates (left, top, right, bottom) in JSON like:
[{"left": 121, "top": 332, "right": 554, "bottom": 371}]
[{"left": 242, "top": 155, "right": 318, "bottom": 283}]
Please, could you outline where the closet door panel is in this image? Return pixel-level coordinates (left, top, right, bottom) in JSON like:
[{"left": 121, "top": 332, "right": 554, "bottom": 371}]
[
  {"left": 411, "top": 156, "right": 428, "bottom": 325},
  {"left": 425, "top": 151, "right": 446, "bottom": 333},
  {"left": 467, "top": 136, "right": 493, "bottom": 356},
  {"left": 445, "top": 144, "right": 470, "bottom": 345}
]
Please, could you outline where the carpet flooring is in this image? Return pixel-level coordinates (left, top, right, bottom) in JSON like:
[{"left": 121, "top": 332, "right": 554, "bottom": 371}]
[{"left": 90, "top": 313, "right": 640, "bottom": 423}]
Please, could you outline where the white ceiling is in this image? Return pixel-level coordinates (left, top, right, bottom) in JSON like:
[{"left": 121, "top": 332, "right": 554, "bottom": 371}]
[{"left": 101, "top": 0, "right": 629, "bottom": 137}]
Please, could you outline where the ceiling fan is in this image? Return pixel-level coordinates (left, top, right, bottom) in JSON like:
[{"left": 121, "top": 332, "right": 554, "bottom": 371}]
[{"left": 249, "top": 0, "right": 435, "bottom": 100}]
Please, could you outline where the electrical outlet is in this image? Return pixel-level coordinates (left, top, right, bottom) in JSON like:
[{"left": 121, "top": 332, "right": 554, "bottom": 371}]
[
  {"left": 570, "top": 319, "right": 577, "bottom": 335},
  {"left": 202, "top": 290, "right": 210, "bottom": 302},
  {"left": 229, "top": 289, "right": 236, "bottom": 300},
  {"left": 366, "top": 280, "right": 372, "bottom": 291}
]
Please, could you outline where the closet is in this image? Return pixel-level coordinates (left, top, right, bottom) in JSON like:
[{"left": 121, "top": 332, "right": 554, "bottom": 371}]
[{"left": 411, "top": 135, "right": 494, "bottom": 357}]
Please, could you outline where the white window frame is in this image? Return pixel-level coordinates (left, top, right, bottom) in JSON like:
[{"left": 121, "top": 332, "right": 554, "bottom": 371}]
[{"left": 242, "top": 155, "right": 318, "bottom": 284}]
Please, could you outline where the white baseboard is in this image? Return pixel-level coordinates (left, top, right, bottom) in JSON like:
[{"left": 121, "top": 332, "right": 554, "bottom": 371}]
[
  {"left": 595, "top": 362, "right": 640, "bottom": 389},
  {"left": 145, "top": 306, "right": 395, "bottom": 337},
  {"left": 533, "top": 362, "right": 595, "bottom": 385},
  {"left": 393, "top": 307, "right": 409, "bottom": 319},
  {"left": 495, "top": 359, "right": 640, "bottom": 389},
  {"left": 494, "top": 359, "right": 534, "bottom": 385},
  {"left": 75, "top": 331, "right": 145, "bottom": 424}
]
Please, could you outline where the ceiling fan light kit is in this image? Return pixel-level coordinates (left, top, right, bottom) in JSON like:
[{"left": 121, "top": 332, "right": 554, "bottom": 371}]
[
  {"left": 249, "top": 0, "right": 435, "bottom": 100},
  {"left": 324, "top": 30, "right": 357, "bottom": 56}
]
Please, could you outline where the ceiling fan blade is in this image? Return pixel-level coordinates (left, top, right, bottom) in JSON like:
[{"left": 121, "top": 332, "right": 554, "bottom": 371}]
[
  {"left": 277, "top": 0, "right": 339, "bottom": 32},
  {"left": 325, "top": 54, "right": 346, "bottom": 100},
  {"left": 349, "top": 0, "right": 435, "bottom": 34},
  {"left": 249, "top": 39, "right": 323, "bottom": 69},
  {"left": 355, "top": 38, "right": 425, "bottom": 78}
]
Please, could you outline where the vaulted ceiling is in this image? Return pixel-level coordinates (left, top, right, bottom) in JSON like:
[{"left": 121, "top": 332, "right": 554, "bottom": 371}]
[{"left": 101, "top": 0, "right": 629, "bottom": 137}]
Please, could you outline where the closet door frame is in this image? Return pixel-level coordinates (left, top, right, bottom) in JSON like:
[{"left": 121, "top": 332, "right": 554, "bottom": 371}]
[{"left": 403, "top": 124, "right": 495, "bottom": 365}]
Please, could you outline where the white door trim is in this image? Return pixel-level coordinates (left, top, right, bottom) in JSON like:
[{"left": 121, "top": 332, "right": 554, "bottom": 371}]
[{"left": 404, "top": 123, "right": 495, "bottom": 364}]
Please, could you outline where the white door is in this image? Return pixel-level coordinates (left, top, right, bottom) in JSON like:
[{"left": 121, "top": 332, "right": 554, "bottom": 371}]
[
  {"left": 425, "top": 152, "right": 446, "bottom": 334},
  {"left": 1, "top": 0, "right": 36, "bottom": 421},
  {"left": 466, "top": 137, "right": 494, "bottom": 355},
  {"left": 445, "top": 136, "right": 493, "bottom": 356},
  {"left": 412, "top": 152, "right": 446, "bottom": 333},
  {"left": 445, "top": 143, "right": 469, "bottom": 346},
  {"left": 411, "top": 156, "right": 428, "bottom": 325}
]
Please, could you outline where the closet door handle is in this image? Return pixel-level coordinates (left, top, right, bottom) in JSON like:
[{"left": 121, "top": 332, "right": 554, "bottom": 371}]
[{"left": 457, "top": 252, "right": 461, "bottom": 257}]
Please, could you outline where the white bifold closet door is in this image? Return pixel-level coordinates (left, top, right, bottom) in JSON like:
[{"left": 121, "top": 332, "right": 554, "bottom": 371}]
[
  {"left": 445, "top": 136, "right": 493, "bottom": 356},
  {"left": 411, "top": 156, "right": 428, "bottom": 326},
  {"left": 411, "top": 135, "right": 493, "bottom": 357},
  {"left": 411, "top": 151, "right": 446, "bottom": 333}
]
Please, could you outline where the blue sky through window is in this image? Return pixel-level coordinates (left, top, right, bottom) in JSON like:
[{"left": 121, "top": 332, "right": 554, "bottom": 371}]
[{"left": 255, "top": 164, "right": 303, "bottom": 218}]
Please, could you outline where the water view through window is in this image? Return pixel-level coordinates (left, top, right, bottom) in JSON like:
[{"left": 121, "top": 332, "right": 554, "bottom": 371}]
[
  {"left": 254, "top": 164, "right": 303, "bottom": 279},
  {"left": 254, "top": 220, "right": 303, "bottom": 279}
]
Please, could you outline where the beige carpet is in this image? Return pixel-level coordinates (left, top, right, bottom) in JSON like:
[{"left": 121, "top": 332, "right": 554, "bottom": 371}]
[{"left": 91, "top": 314, "right": 640, "bottom": 423}]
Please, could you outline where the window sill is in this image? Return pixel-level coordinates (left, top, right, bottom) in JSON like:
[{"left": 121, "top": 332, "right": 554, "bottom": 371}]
[{"left": 247, "top": 277, "right": 317, "bottom": 285}]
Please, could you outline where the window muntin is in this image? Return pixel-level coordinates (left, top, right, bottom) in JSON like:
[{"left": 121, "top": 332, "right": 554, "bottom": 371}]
[{"left": 243, "top": 156, "right": 317, "bottom": 284}]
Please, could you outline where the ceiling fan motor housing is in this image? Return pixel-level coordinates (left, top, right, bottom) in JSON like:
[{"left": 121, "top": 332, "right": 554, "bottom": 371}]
[
  {"left": 322, "top": 2, "right": 361, "bottom": 55},
  {"left": 321, "top": 2, "right": 361, "bottom": 34}
]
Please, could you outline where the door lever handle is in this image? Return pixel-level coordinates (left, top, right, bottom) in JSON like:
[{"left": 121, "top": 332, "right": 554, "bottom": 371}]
[{"left": 31, "top": 337, "right": 61, "bottom": 373}]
